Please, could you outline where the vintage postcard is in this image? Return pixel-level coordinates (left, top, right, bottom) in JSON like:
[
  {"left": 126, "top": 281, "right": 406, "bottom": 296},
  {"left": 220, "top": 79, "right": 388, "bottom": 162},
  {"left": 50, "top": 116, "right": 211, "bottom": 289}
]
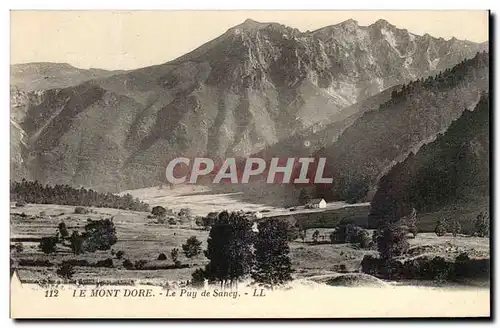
[{"left": 10, "top": 10, "right": 490, "bottom": 318}]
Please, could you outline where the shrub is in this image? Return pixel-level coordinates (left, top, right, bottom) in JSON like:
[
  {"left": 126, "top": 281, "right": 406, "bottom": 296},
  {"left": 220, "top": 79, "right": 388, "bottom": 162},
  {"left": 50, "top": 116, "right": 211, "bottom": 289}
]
[
  {"left": 191, "top": 268, "right": 206, "bottom": 288},
  {"left": 134, "top": 260, "right": 148, "bottom": 270},
  {"left": 429, "top": 257, "right": 452, "bottom": 281},
  {"left": 178, "top": 208, "right": 192, "bottom": 217},
  {"left": 195, "top": 216, "right": 204, "bottom": 227},
  {"left": 171, "top": 248, "right": 181, "bottom": 267},
  {"left": 62, "top": 259, "right": 90, "bottom": 267},
  {"left": 358, "top": 230, "right": 371, "bottom": 249},
  {"left": 156, "top": 217, "right": 166, "bottom": 224},
  {"left": 434, "top": 218, "right": 447, "bottom": 237},
  {"left": 74, "top": 206, "right": 89, "bottom": 214},
  {"left": 39, "top": 236, "right": 58, "bottom": 254},
  {"left": 168, "top": 217, "right": 177, "bottom": 225},
  {"left": 123, "top": 259, "right": 134, "bottom": 270},
  {"left": 94, "top": 258, "right": 114, "bottom": 268},
  {"left": 151, "top": 206, "right": 167, "bottom": 217},
  {"left": 14, "top": 242, "right": 24, "bottom": 253},
  {"left": 361, "top": 255, "right": 382, "bottom": 275},
  {"left": 157, "top": 253, "right": 167, "bottom": 261},
  {"left": 58, "top": 221, "right": 69, "bottom": 239},
  {"left": 56, "top": 262, "right": 75, "bottom": 280},
  {"left": 115, "top": 250, "right": 125, "bottom": 259},
  {"left": 454, "top": 252, "right": 471, "bottom": 277},
  {"left": 15, "top": 200, "right": 26, "bottom": 207},
  {"left": 19, "top": 259, "right": 53, "bottom": 267},
  {"left": 312, "top": 230, "right": 320, "bottom": 243},
  {"left": 182, "top": 236, "right": 202, "bottom": 258}
]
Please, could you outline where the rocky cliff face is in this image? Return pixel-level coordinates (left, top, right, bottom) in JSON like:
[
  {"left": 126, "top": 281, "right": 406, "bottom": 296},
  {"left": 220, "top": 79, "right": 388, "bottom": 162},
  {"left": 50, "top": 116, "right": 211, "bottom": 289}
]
[{"left": 10, "top": 19, "right": 487, "bottom": 191}]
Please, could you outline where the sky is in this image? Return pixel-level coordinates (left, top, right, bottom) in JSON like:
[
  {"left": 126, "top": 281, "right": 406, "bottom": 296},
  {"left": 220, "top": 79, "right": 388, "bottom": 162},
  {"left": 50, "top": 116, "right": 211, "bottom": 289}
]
[{"left": 10, "top": 10, "right": 489, "bottom": 70}]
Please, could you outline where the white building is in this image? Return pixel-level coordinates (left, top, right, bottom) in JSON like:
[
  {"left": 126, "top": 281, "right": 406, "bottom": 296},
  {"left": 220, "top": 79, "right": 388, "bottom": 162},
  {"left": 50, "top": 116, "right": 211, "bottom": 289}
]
[{"left": 306, "top": 198, "right": 327, "bottom": 209}]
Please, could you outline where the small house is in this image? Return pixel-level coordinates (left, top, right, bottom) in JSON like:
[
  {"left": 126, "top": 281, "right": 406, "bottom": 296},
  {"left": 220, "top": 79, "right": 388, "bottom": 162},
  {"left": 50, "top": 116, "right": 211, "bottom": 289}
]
[{"left": 306, "top": 198, "right": 326, "bottom": 209}]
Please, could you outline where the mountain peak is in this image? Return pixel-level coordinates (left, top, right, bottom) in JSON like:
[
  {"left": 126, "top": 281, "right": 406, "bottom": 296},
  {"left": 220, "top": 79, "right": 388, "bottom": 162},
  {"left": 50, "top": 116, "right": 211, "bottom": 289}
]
[
  {"left": 337, "top": 18, "right": 359, "bottom": 27},
  {"left": 371, "top": 19, "right": 394, "bottom": 28},
  {"left": 235, "top": 18, "right": 270, "bottom": 31}
]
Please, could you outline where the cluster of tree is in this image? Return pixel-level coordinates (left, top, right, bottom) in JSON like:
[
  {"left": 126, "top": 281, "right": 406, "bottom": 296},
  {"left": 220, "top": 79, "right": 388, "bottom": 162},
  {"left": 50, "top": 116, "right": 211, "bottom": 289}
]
[
  {"left": 434, "top": 212, "right": 488, "bottom": 237},
  {"left": 39, "top": 218, "right": 117, "bottom": 255},
  {"left": 386, "top": 51, "right": 489, "bottom": 109},
  {"left": 191, "top": 212, "right": 293, "bottom": 288},
  {"left": 334, "top": 175, "right": 370, "bottom": 204},
  {"left": 11, "top": 179, "right": 149, "bottom": 212},
  {"left": 371, "top": 93, "right": 489, "bottom": 225},
  {"left": 362, "top": 251, "right": 489, "bottom": 281},
  {"left": 329, "top": 219, "right": 371, "bottom": 249}
]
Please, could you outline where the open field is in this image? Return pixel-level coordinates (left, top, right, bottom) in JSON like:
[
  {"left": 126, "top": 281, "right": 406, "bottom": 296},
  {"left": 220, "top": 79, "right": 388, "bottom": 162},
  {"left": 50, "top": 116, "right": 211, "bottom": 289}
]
[
  {"left": 120, "top": 184, "right": 369, "bottom": 217},
  {"left": 10, "top": 203, "right": 490, "bottom": 286}
]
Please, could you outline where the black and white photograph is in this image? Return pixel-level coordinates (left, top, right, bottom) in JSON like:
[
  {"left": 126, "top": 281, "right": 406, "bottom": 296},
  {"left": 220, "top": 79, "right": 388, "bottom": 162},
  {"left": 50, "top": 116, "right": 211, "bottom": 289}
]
[{"left": 8, "top": 10, "right": 491, "bottom": 318}]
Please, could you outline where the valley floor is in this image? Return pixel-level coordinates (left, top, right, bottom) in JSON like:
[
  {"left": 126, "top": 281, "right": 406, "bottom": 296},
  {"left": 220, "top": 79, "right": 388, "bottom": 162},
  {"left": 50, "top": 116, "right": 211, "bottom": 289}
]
[{"left": 10, "top": 203, "right": 490, "bottom": 287}]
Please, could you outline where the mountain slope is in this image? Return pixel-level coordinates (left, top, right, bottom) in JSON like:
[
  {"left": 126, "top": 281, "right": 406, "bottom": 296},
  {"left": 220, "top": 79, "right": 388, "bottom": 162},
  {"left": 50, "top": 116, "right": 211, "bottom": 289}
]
[
  {"left": 10, "top": 62, "right": 122, "bottom": 91},
  {"left": 317, "top": 51, "right": 489, "bottom": 202},
  {"left": 370, "top": 93, "right": 489, "bottom": 227},
  {"left": 10, "top": 19, "right": 488, "bottom": 192}
]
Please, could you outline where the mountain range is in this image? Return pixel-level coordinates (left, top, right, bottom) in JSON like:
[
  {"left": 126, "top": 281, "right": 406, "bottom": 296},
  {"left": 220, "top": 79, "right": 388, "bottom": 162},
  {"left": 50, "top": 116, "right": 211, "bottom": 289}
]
[{"left": 10, "top": 18, "right": 488, "bottom": 193}]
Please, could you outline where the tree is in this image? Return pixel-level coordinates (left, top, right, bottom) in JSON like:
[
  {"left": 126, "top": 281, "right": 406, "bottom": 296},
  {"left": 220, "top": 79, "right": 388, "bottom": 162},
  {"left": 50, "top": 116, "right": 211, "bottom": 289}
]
[
  {"left": 406, "top": 208, "right": 418, "bottom": 237},
  {"left": 83, "top": 218, "right": 117, "bottom": 252},
  {"left": 157, "top": 253, "right": 167, "bottom": 261},
  {"left": 252, "top": 219, "right": 293, "bottom": 287},
  {"left": 312, "top": 230, "right": 320, "bottom": 243},
  {"left": 451, "top": 220, "right": 462, "bottom": 237},
  {"left": 39, "top": 237, "right": 58, "bottom": 254},
  {"left": 203, "top": 211, "right": 254, "bottom": 286},
  {"left": 434, "top": 218, "right": 447, "bottom": 237},
  {"left": 182, "top": 236, "right": 202, "bottom": 258},
  {"left": 151, "top": 206, "right": 167, "bottom": 217},
  {"left": 115, "top": 250, "right": 125, "bottom": 259},
  {"left": 58, "top": 221, "right": 69, "bottom": 239},
  {"left": 171, "top": 248, "right": 181, "bottom": 267},
  {"left": 286, "top": 222, "right": 301, "bottom": 241},
  {"left": 179, "top": 208, "right": 192, "bottom": 217},
  {"left": 331, "top": 219, "right": 362, "bottom": 244},
  {"left": 298, "top": 189, "right": 312, "bottom": 205},
  {"left": 377, "top": 222, "right": 409, "bottom": 262},
  {"left": 474, "top": 212, "right": 489, "bottom": 237},
  {"left": 358, "top": 230, "right": 371, "bottom": 249},
  {"left": 299, "top": 230, "right": 306, "bottom": 242}
]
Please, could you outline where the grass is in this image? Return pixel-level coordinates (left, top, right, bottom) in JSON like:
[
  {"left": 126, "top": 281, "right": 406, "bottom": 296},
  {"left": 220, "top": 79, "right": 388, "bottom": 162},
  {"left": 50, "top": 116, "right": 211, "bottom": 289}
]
[{"left": 10, "top": 203, "right": 490, "bottom": 285}]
